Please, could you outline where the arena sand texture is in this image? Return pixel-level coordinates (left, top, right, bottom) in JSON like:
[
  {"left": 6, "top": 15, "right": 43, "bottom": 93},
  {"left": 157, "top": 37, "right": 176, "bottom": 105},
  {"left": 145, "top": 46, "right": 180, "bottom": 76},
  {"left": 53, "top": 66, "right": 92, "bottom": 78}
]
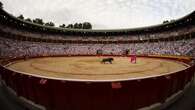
[{"left": 6, "top": 57, "right": 189, "bottom": 81}]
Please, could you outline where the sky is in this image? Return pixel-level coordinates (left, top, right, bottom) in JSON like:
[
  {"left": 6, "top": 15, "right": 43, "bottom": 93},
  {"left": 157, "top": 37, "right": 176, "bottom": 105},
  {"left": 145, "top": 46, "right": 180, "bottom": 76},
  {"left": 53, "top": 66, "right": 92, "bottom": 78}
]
[{"left": 1, "top": 0, "right": 195, "bottom": 29}]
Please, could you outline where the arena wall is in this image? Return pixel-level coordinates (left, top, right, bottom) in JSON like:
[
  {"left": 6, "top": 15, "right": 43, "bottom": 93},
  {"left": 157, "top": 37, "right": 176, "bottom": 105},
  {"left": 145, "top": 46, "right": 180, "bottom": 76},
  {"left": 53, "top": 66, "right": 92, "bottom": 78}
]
[{"left": 0, "top": 56, "right": 194, "bottom": 110}]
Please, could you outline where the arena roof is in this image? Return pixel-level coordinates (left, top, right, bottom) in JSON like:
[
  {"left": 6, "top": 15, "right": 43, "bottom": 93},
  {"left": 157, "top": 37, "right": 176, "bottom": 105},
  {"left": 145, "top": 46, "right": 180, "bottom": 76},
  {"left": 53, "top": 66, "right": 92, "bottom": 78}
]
[
  {"left": 0, "top": 7, "right": 194, "bottom": 35},
  {"left": 1, "top": 0, "right": 195, "bottom": 29}
]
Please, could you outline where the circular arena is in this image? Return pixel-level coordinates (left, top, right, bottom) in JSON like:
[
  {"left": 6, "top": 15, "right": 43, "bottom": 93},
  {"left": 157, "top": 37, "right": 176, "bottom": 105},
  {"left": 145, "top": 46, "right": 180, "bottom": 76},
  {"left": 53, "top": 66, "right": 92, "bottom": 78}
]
[
  {"left": 0, "top": 2, "right": 195, "bottom": 110},
  {"left": 7, "top": 56, "right": 188, "bottom": 81}
]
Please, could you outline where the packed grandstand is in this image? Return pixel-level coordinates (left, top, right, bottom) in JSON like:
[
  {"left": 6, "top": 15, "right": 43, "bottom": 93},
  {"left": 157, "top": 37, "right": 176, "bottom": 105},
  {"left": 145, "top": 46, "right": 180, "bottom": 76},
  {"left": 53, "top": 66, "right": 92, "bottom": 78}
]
[{"left": 0, "top": 5, "right": 195, "bottom": 59}]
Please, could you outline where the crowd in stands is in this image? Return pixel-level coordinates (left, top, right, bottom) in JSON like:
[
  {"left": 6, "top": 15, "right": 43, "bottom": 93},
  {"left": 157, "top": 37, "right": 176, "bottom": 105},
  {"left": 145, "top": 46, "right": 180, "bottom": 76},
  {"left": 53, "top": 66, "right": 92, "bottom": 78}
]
[
  {"left": 1, "top": 17, "right": 195, "bottom": 59},
  {"left": 0, "top": 37, "right": 195, "bottom": 58}
]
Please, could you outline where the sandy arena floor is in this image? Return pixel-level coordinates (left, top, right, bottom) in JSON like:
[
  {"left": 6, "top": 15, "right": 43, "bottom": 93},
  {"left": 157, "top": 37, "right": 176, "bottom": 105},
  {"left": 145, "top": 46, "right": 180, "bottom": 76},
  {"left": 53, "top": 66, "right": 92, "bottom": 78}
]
[{"left": 6, "top": 57, "right": 189, "bottom": 81}]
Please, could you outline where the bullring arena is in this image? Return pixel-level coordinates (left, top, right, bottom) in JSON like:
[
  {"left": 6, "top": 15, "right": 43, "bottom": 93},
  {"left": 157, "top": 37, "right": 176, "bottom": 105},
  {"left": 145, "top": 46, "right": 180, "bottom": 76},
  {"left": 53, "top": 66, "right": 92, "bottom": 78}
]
[
  {"left": 6, "top": 56, "right": 189, "bottom": 81},
  {"left": 0, "top": 2, "right": 195, "bottom": 110}
]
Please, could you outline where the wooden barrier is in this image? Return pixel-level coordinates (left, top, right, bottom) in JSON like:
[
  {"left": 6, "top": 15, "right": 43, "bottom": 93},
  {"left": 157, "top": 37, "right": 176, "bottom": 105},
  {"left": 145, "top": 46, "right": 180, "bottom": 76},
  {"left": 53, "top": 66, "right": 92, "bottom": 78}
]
[{"left": 0, "top": 56, "right": 194, "bottom": 110}]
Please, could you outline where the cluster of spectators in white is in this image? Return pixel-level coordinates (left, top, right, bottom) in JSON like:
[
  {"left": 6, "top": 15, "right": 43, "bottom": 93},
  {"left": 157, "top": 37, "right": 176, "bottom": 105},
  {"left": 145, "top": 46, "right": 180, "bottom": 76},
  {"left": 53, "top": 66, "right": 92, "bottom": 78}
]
[
  {"left": 1, "top": 25, "right": 195, "bottom": 41},
  {"left": 0, "top": 37, "right": 195, "bottom": 58}
]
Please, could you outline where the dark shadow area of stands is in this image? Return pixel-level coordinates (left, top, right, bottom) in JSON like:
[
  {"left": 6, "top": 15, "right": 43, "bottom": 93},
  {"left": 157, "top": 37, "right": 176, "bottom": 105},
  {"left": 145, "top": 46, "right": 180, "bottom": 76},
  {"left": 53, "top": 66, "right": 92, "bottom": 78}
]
[
  {"left": 0, "top": 83, "right": 26, "bottom": 110},
  {"left": 165, "top": 78, "right": 195, "bottom": 110},
  {"left": 0, "top": 81, "right": 40, "bottom": 110},
  {"left": 0, "top": 79, "right": 195, "bottom": 110}
]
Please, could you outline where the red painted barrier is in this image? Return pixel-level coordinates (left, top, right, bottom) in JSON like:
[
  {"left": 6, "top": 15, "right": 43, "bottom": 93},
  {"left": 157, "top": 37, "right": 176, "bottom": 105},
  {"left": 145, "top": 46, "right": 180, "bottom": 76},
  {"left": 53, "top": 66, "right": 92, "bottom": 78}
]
[{"left": 0, "top": 56, "right": 194, "bottom": 110}]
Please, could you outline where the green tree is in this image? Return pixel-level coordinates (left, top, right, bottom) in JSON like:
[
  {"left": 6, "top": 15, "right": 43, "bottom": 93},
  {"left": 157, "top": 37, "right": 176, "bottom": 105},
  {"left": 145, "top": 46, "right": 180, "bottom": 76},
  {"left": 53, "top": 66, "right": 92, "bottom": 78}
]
[
  {"left": 17, "top": 14, "right": 24, "bottom": 20},
  {"left": 163, "top": 20, "right": 169, "bottom": 24},
  {"left": 66, "top": 24, "right": 73, "bottom": 28},
  {"left": 59, "top": 24, "right": 66, "bottom": 28},
  {"left": 73, "top": 23, "right": 79, "bottom": 29},
  {"left": 33, "top": 18, "right": 44, "bottom": 25},
  {"left": 25, "top": 18, "right": 32, "bottom": 22},
  {"left": 45, "top": 22, "right": 55, "bottom": 27},
  {"left": 78, "top": 23, "right": 83, "bottom": 29},
  {"left": 83, "top": 22, "right": 92, "bottom": 29}
]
